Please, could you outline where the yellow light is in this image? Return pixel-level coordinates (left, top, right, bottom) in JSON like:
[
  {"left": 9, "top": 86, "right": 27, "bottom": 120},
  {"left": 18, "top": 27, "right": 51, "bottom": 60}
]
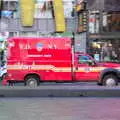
[{"left": 92, "top": 42, "right": 101, "bottom": 48}]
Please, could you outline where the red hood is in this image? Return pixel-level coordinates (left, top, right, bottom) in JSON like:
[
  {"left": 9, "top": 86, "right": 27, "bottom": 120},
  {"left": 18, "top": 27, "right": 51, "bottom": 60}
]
[{"left": 97, "top": 62, "right": 120, "bottom": 68}]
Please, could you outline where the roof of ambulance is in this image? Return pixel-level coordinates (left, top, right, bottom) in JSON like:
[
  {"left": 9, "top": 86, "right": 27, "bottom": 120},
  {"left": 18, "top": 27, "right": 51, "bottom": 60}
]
[{"left": 8, "top": 37, "right": 71, "bottom": 40}]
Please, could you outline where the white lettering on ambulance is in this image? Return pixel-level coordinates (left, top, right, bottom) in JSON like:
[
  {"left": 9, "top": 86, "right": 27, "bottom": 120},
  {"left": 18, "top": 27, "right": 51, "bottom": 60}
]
[{"left": 28, "top": 54, "right": 52, "bottom": 58}]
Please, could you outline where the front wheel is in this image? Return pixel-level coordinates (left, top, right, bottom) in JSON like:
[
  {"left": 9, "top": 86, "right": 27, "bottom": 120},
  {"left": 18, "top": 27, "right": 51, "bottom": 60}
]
[
  {"left": 25, "top": 75, "right": 40, "bottom": 87},
  {"left": 103, "top": 74, "right": 118, "bottom": 87}
]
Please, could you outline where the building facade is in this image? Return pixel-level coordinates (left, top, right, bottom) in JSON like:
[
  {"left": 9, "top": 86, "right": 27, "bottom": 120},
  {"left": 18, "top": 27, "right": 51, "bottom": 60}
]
[
  {"left": 87, "top": 0, "right": 120, "bottom": 62},
  {"left": 0, "top": 0, "right": 77, "bottom": 36}
]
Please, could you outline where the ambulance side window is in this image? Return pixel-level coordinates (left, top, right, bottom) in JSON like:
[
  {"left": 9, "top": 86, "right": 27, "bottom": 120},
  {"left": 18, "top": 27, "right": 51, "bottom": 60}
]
[
  {"left": 78, "top": 55, "right": 94, "bottom": 65},
  {"left": 78, "top": 55, "right": 89, "bottom": 64}
]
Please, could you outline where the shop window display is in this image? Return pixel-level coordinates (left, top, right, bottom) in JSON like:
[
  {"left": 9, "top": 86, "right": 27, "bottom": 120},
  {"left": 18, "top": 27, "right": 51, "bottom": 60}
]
[
  {"left": 89, "top": 41, "right": 119, "bottom": 62},
  {"left": 101, "top": 43, "right": 117, "bottom": 61}
]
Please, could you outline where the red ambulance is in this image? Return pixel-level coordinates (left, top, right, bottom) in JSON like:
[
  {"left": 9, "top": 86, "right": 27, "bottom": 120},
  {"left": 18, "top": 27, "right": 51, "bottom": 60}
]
[{"left": 1, "top": 37, "right": 120, "bottom": 86}]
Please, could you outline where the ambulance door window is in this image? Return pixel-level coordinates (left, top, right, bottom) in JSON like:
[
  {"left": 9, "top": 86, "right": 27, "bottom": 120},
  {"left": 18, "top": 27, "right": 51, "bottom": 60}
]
[
  {"left": 78, "top": 55, "right": 89, "bottom": 64},
  {"left": 78, "top": 55, "right": 94, "bottom": 66}
]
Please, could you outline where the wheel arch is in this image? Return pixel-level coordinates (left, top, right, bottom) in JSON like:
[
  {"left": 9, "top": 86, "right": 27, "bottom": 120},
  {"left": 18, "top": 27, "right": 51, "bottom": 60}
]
[
  {"left": 100, "top": 68, "right": 119, "bottom": 84},
  {"left": 24, "top": 73, "right": 40, "bottom": 81}
]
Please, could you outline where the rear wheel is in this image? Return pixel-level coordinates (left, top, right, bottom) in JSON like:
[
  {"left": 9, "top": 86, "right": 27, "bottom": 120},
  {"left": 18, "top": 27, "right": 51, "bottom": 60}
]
[
  {"left": 25, "top": 75, "right": 40, "bottom": 87},
  {"left": 103, "top": 74, "right": 118, "bottom": 86}
]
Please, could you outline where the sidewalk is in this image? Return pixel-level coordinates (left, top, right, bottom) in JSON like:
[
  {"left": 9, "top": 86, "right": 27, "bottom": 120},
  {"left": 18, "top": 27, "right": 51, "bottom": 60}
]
[{"left": 0, "top": 82, "right": 120, "bottom": 97}]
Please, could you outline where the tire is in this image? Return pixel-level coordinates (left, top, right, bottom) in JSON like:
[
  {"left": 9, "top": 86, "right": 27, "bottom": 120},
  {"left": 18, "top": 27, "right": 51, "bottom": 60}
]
[
  {"left": 103, "top": 74, "right": 118, "bottom": 86},
  {"left": 25, "top": 75, "right": 40, "bottom": 87}
]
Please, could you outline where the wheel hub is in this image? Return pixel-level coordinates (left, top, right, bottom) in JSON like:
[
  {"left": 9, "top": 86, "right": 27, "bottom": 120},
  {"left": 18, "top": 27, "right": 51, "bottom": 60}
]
[
  {"left": 106, "top": 78, "right": 116, "bottom": 86},
  {"left": 29, "top": 79, "right": 37, "bottom": 87}
]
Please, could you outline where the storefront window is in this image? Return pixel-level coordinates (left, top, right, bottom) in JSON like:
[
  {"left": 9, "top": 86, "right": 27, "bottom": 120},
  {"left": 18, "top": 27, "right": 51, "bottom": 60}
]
[
  {"left": 34, "top": 0, "right": 53, "bottom": 18},
  {"left": 63, "top": 1, "right": 74, "bottom": 18},
  {"left": 102, "top": 12, "right": 120, "bottom": 32},
  {"left": 34, "top": 0, "right": 74, "bottom": 18},
  {"left": 1, "top": 0, "right": 19, "bottom": 18},
  {"left": 19, "top": 32, "right": 38, "bottom": 37},
  {"left": 88, "top": 11, "right": 100, "bottom": 34},
  {"left": 89, "top": 40, "right": 120, "bottom": 62}
]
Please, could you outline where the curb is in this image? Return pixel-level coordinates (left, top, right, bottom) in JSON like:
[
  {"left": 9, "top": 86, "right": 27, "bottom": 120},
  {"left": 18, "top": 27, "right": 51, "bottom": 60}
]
[{"left": 0, "top": 86, "right": 120, "bottom": 97}]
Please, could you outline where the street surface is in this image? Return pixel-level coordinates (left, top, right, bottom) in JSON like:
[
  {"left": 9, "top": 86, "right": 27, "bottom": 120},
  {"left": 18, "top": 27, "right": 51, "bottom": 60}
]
[
  {"left": 0, "top": 82, "right": 120, "bottom": 97},
  {"left": 3, "top": 81, "right": 120, "bottom": 87},
  {"left": 0, "top": 98, "right": 120, "bottom": 120}
]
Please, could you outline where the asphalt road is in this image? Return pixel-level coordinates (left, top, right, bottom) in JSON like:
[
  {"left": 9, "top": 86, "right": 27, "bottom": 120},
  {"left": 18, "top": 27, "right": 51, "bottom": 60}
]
[{"left": 0, "top": 98, "right": 120, "bottom": 120}]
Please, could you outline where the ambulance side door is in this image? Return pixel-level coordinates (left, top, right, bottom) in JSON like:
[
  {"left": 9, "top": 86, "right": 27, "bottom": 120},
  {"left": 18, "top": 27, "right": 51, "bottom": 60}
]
[{"left": 75, "top": 55, "right": 99, "bottom": 81}]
